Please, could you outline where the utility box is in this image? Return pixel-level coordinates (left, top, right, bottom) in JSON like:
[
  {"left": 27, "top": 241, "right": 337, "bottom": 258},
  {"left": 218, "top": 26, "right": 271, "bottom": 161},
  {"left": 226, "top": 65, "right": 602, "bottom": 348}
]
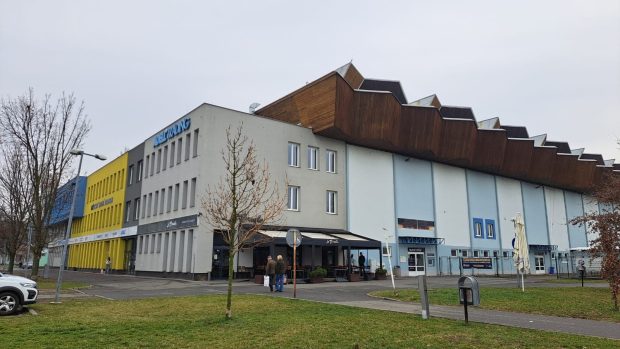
[{"left": 458, "top": 276, "right": 480, "bottom": 306}]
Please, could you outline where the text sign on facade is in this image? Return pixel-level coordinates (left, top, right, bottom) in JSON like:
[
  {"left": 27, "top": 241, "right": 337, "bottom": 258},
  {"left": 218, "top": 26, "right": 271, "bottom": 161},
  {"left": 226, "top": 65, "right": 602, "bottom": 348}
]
[
  {"left": 153, "top": 117, "right": 191, "bottom": 147},
  {"left": 461, "top": 257, "right": 493, "bottom": 269}
]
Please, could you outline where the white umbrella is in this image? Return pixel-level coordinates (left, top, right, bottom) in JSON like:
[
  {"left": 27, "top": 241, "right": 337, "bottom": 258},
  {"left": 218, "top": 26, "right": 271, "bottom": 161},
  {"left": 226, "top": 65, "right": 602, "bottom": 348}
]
[{"left": 513, "top": 212, "right": 530, "bottom": 291}]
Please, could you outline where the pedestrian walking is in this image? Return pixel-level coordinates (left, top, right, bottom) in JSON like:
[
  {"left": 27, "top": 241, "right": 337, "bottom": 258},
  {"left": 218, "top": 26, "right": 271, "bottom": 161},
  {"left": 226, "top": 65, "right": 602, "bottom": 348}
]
[
  {"left": 275, "top": 255, "right": 286, "bottom": 292},
  {"left": 105, "top": 256, "right": 111, "bottom": 274},
  {"left": 265, "top": 256, "right": 276, "bottom": 292}
]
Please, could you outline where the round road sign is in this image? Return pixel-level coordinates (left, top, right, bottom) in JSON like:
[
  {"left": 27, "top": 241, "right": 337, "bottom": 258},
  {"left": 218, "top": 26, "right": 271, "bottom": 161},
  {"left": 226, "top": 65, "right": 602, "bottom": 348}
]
[{"left": 286, "top": 229, "right": 302, "bottom": 247}]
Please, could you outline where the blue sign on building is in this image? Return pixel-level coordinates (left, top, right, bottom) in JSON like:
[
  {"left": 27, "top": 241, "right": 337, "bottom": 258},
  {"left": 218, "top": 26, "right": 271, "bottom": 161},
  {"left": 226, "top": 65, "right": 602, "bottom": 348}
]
[
  {"left": 153, "top": 118, "right": 191, "bottom": 147},
  {"left": 48, "top": 176, "right": 87, "bottom": 225}
]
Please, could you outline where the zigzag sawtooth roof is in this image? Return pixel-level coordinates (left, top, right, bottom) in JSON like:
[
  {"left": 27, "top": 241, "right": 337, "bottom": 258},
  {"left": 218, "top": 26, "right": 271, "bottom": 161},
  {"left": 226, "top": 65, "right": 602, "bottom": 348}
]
[{"left": 256, "top": 63, "right": 615, "bottom": 193}]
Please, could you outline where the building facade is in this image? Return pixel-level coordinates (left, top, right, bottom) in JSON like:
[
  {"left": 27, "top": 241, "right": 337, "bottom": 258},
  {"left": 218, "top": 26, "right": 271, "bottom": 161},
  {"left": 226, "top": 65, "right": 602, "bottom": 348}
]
[{"left": 50, "top": 63, "right": 617, "bottom": 279}]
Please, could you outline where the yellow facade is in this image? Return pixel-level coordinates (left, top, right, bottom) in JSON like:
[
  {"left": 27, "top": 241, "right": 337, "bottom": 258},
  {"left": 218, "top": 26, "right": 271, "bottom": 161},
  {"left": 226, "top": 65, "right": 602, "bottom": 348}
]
[{"left": 68, "top": 153, "right": 129, "bottom": 271}]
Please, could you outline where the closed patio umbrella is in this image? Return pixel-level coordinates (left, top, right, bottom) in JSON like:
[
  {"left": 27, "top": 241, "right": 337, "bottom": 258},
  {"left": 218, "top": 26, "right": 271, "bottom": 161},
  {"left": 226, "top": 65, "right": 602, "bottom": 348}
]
[{"left": 513, "top": 212, "right": 530, "bottom": 292}]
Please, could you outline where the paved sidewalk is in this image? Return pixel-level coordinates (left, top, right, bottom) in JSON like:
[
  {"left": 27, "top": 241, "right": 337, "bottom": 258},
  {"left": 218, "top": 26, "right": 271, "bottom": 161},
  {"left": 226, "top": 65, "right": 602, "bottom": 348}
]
[{"left": 332, "top": 298, "right": 620, "bottom": 340}]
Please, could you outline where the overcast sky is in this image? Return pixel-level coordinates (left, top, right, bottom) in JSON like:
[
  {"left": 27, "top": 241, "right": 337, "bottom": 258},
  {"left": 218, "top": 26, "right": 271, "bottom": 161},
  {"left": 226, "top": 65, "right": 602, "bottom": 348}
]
[{"left": 1, "top": 1, "right": 619, "bottom": 175}]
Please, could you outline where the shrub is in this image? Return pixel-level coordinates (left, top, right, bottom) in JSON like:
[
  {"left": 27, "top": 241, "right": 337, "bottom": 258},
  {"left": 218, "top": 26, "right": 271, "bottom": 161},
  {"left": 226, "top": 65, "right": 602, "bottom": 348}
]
[{"left": 309, "top": 266, "right": 327, "bottom": 278}]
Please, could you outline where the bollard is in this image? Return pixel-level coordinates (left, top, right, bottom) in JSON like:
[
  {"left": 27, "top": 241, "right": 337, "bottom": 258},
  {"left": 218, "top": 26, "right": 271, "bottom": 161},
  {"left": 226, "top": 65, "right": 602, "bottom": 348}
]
[{"left": 418, "top": 274, "right": 430, "bottom": 319}]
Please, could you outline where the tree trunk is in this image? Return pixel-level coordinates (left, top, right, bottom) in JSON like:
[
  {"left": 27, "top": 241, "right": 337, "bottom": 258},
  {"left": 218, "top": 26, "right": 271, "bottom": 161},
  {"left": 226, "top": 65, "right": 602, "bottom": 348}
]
[
  {"left": 7, "top": 256, "right": 15, "bottom": 274},
  {"left": 30, "top": 254, "right": 41, "bottom": 280},
  {"left": 225, "top": 248, "right": 235, "bottom": 319}
]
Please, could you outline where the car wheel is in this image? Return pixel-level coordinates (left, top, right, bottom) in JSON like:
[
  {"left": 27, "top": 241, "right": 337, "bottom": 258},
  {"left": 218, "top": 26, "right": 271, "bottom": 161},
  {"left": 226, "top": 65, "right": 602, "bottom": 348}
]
[{"left": 0, "top": 292, "right": 20, "bottom": 316}]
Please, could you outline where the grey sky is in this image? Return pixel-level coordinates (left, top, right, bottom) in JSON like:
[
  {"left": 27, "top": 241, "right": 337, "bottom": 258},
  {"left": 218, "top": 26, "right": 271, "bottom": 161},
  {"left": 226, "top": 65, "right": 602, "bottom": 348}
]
[{"left": 1, "top": 1, "right": 619, "bottom": 175}]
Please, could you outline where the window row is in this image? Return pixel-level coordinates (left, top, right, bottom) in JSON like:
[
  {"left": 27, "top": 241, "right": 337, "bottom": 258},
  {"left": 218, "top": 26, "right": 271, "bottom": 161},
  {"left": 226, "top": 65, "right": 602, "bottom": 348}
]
[
  {"left": 137, "top": 230, "right": 194, "bottom": 273},
  {"left": 137, "top": 178, "right": 197, "bottom": 221},
  {"left": 286, "top": 186, "right": 338, "bottom": 214},
  {"left": 144, "top": 129, "right": 199, "bottom": 180},
  {"left": 86, "top": 168, "right": 126, "bottom": 204},
  {"left": 288, "top": 143, "right": 337, "bottom": 173},
  {"left": 72, "top": 203, "right": 124, "bottom": 235},
  {"left": 472, "top": 218, "right": 496, "bottom": 239},
  {"left": 450, "top": 249, "right": 510, "bottom": 258}
]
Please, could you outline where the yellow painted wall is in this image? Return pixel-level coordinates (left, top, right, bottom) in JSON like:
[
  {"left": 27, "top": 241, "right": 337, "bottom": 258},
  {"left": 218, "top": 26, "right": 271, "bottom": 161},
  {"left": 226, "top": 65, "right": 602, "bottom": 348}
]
[{"left": 67, "top": 153, "right": 129, "bottom": 270}]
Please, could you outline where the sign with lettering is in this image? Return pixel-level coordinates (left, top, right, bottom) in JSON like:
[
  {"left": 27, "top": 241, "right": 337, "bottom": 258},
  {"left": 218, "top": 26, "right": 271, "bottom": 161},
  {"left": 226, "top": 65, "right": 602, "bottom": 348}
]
[
  {"left": 462, "top": 257, "right": 493, "bottom": 269},
  {"left": 153, "top": 117, "right": 191, "bottom": 147},
  {"left": 91, "top": 197, "right": 113, "bottom": 210},
  {"left": 408, "top": 247, "right": 425, "bottom": 253},
  {"left": 137, "top": 214, "right": 198, "bottom": 234}
]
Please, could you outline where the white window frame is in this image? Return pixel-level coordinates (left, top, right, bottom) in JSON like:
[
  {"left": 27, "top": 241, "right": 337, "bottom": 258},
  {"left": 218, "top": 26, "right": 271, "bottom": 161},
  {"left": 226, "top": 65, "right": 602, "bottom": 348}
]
[
  {"left": 287, "top": 186, "right": 300, "bottom": 211},
  {"left": 474, "top": 221, "right": 483, "bottom": 238},
  {"left": 326, "top": 190, "right": 337, "bottom": 214},
  {"left": 307, "top": 146, "right": 319, "bottom": 170},
  {"left": 487, "top": 222, "right": 495, "bottom": 238},
  {"left": 326, "top": 150, "right": 336, "bottom": 173},
  {"left": 288, "top": 142, "right": 300, "bottom": 167}
]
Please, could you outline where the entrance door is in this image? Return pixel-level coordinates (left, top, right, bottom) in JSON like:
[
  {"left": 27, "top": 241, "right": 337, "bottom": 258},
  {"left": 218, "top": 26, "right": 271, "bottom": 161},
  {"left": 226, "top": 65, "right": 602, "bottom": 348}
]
[
  {"left": 408, "top": 248, "right": 425, "bottom": 276},
  {"left": 534, "top": 255, "right": 545, "bottom": 274},
  {"left": 212, "top": 248, "right": 230, "bottom": 279}
]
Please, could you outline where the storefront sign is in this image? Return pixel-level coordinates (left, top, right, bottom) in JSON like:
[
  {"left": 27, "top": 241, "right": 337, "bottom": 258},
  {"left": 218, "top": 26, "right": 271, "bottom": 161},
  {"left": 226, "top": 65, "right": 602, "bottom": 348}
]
[
  {"left": 408, "top": 247, "right": 425, "bottom": 253},
  {"left": 91, "top": 197, "right": 113, "bottom": 210},
  {"left": 461, "top": 257, "right": 493, "bottom": 269},
  {"left": 48, "top": 226, "right": 137, "bottom": 247},
  {"left": 153, "top": 117, "right": 191, "bottom": 147},
  {"left": 138, "top": 214, "right": 198, "bottom": 234}
]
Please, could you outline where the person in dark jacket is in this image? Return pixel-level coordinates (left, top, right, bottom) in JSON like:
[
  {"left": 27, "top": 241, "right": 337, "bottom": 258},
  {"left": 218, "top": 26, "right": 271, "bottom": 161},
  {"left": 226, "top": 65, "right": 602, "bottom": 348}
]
[
  {"left": 275, "top": 255, "right": 286, "bottom": 292},
  {"left": 358, "top": 252, "right": 366, "bottom": 277},
  {"left": 265, "top": 256, "right": 276, "bottom": 292}
]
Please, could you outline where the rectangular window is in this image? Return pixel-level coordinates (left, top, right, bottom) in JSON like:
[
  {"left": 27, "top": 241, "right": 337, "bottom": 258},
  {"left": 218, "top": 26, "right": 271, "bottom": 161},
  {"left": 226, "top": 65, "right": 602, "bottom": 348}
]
[
  {"left": 174, "top": 183, "right": 180, "bottom": 211},
  {"left": 326, "top": 150, "right": 336, "bottom": 173},
  {"left": 493, "top": 250, "right": 499, "bottom": 257},
  {"left": 153, "top": 191, "right": 159, "bottom": 216},
  {"left": 157, "top": 149, "right": 162, "bottom": 173},
  {"left": 288, "top": 142, "right": 300, "bottom": 167},
  {"left": 190, "top": 177, "right": 197, "bottom": 208},
  {"left": 502, "top": 251, "right": 509, "bottom": 258},
  {"left": 150, "top": 234, "right": 155, "bottom": 254},
  {"left": 141, "top": 195, "right": 147, "bottom": 218},
  {"left": 177, "top": 138, "right": 182, "bottom": 164},
  {"left": 162, "top": 146, "right": 168, "bottom": 171},
  {"left": 134, "top": 198, "right": 140, "bottom": 221},
  {"left": 308, "top": 146, "right": 318, "bottom": 170},
  {"left": 461, "top": 250, "right": 469, "bottom": 257},
  {"left": 287, "top": 186, "right": 299, "bottom": 211},
  {"left": 125, "top": 201, "right": 131, "bottom": 223},
  {"left": 145, "top": 235, "right": 150, "bottom": 254},
  {"left": 170, "top": 141, "right": 176, "bottom": 168},
  {"left": 137, "top": 160, "right": 143, "bottom": 181},
  {"left": 182, "top": 180, "right": 189, "bottom": 209},
  {"left": 473, "top": 218, "right": 483, "bottom": 238},
  {"left": 193, "top": 129, "right": 199, "bottom": 157},
  {"left": 167, "top": 185, "right": 173, "bottom": 212},
  {"left": 473, "top": 250, "right": 480, "bottom": 257},
  {"left": 150, "top": 152, "right": 155, "bottom": 176},
  {"left": 485, "top": 219, "right": 496, "bottom": 239},
  {"left": 147, "top": 193, "right": 152, "bottom": 217},
  {"left": 185, "top": 133, "right": 191, "bottom": 161},
  {"left": 483, "top": 250, "right": 490, "bottom": 257},
  {"left": 128, "top": 165, "right": 134, "bottom": 185},
  {"left": 450, "top": 249, "right": 458, "bottom": 257},
  {"left": 326, "top": 190, "right": 337, "bottom": 214},
  {"left": 160, "top": 188, "right": 165, "bottom": 214},
  {"left": 157, "top": 233, "right": 162, "bottom": 253},
  {"left": 138, "top": 236, "right": 143, "bottom": 254}
]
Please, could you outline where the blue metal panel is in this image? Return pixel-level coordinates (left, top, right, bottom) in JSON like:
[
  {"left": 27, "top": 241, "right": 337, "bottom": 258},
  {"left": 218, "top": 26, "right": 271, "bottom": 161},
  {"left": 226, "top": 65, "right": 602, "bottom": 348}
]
[
  {"left": 48, "top": 176, "right": 87, "bottom": 226},
  {"left": 564, "top": 191, "right": 587, "bottom": 248},
  {"left": 466, "top": 171, "right": 499, "bottom": 249},
  {"left": 394, "top": 156, "right": 434, "bottom": 238},
  {"left": 521, "top": 183, "right": 549, "bottom": 245}
]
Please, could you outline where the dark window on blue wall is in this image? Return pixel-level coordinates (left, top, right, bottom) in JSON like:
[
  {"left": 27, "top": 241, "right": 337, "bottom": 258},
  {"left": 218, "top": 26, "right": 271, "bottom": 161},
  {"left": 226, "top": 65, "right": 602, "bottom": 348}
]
[
  {"left": 485, "top": 219, "right": 496, "bottom": 239},
  {"left": 473, "top": 218, "right": 483, "bottom": 238}
]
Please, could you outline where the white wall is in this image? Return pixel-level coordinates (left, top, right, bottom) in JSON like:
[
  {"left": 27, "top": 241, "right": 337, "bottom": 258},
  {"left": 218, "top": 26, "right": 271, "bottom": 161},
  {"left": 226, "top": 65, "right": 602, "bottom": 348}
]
[
  {"left": 544, "top": 187, "right": 569, "bottom": 251},
  {"left": 582, "top": 195, "right": 600, "bottom": 246},
  {"left": 347, "top": 145, "right": 395, "bottom": 242},
  {"left": 495, "top": 176, "right": 524, "bottom": 250},
  {"left": 433, "top": 163, "right": 469, "bottom": 247}
]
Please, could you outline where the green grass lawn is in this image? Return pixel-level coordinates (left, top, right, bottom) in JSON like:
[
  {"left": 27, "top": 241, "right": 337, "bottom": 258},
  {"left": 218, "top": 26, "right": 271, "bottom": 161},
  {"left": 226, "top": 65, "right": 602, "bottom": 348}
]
[
  {"left": 370, "top": 287, "right": 620, "bottom": 322},
  {"left": 1, "top": 295, "right": 617, "bottom": 348}
]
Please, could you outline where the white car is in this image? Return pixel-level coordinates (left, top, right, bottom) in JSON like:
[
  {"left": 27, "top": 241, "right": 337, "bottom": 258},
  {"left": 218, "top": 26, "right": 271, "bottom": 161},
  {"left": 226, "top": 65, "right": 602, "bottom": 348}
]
[{"left": 0, "top": 272, "right": 38, "bottom": 315}]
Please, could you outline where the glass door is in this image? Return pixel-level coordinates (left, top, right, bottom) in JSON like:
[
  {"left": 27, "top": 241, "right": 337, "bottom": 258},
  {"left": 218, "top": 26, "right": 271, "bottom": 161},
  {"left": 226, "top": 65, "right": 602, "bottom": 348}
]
[
  {"left": 534, "top": 255, "right": 545, "bottom": 274},
  {"left": 408, "top": 251, "right": 425, "bottom": 276}
]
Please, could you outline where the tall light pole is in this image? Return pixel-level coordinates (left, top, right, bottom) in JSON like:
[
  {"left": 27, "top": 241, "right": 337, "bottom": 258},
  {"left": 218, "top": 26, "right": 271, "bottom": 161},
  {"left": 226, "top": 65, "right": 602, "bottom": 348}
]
[
  {"left": 52, "top": 149, "right": 106, "bottom": 304},
  {"left": 382, "top": 228, "right": 396, "bottom": 293}
]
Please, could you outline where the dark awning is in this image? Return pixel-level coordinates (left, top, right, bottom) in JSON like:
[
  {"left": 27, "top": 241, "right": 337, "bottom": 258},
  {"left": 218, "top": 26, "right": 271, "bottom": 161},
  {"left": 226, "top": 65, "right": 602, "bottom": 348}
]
[{"left": 257, "top": 230, "right": 381, "bottom": 249}]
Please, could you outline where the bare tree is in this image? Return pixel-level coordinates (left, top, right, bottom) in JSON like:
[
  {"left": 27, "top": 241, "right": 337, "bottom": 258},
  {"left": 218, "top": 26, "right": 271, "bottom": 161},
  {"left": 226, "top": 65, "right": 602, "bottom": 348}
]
[
  {"left": 0, "top": 88, "right": 90, "bottom": 279},
  {"left": 202, "top": 124, "right": 284, "bottom": 319},
  {"left": 572, "top": 168, "right": 620, "bottom": 310},
  {"left": 0, "top": 142, "right": 31, "bottom": 273}
]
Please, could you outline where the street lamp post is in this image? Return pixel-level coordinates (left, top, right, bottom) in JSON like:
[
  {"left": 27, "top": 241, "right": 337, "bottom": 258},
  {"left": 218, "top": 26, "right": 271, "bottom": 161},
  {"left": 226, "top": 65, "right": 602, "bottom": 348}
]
[{"left": 52, "top": 149, "right": 106, "bottom": 304}]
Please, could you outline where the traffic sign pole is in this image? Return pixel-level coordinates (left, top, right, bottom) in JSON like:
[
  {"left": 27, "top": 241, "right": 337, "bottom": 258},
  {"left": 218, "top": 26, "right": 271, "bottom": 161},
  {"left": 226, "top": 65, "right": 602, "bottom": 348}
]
[{"left": 293, "top": 236, "right": 297, "bottom": 298}]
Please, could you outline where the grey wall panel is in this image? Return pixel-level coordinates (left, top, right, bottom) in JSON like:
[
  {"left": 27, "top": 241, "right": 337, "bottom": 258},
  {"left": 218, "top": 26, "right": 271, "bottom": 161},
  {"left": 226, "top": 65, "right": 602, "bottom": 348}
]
[
  {"left": 394, "top": 155, "right": 434, "bottom": 238},
  {"left": 564, "top": 191, "right": 587, "bottom": 248},
  {"left": 466, "top": 170, "right": 500, "bottom": 250}
]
